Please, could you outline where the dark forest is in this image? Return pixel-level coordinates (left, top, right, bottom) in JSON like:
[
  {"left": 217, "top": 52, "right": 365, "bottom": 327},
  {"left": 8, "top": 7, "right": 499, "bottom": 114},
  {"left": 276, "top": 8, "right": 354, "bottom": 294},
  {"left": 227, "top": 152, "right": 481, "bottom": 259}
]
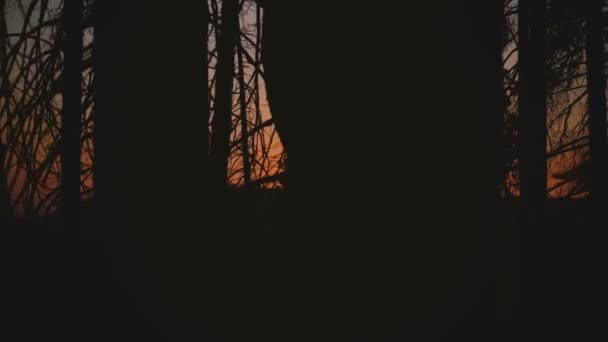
[{"left": 1, "top": 0, "right": 607, "bottom": 340}]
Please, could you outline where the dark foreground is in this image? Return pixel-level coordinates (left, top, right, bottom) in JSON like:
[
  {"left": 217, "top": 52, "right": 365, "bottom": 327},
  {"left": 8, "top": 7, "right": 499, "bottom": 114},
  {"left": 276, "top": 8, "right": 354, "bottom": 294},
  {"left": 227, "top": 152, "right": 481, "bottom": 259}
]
[{"left": 1, "top": 195, "right": 607, "bottom": 340}]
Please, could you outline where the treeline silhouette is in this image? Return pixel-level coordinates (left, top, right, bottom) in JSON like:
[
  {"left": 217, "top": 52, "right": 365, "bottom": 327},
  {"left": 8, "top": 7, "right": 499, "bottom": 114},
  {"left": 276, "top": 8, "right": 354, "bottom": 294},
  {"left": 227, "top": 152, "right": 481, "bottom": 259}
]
[{"left": 0, "top": 0, "right": 607, "bottom": 340}]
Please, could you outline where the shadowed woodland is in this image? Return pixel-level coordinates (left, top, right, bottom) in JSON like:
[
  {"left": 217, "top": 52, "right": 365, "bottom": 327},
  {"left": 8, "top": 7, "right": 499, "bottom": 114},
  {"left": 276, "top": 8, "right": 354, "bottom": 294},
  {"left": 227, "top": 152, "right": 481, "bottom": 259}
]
[{"left": 1, "top": 0, "right": 608, "bottom": 339}]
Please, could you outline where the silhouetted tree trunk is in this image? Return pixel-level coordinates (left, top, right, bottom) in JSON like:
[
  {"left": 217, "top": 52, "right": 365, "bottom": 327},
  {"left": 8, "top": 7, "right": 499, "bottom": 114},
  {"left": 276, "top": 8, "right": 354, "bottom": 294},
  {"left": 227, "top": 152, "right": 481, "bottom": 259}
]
[
  {"left": 518, "top": 0, "right": 548, "bottom": 321},
  {"left": 260, "top": 2, "right": 297, "bottom": 189},
  {"left": 473, "top": 0, "right": 507, "bottom": 321},
  {"left": 585, "top": 0, "right": 608, "bottom": 204},
  {"left": 474, "top": 1, "right": 507, "bottom": 197},
  {"left": 61, "top": 0, "right": 83, "bottom": 228},
  {"left": 0, "top": 0, "right": 10, "bottom": 224},
  {"left": 210, "top": 0, "right": 239, "bottom": 188},
  {"left": 0, "top": 0, "right": 7, "bottom": 96},
  {"left": 254, "top": 2, "right": 261, "bottom": 143},
  {"left": 202, "top": 1, "right": 211, "bottom": 170},
  {"left": 93, "top": 0, "right": 212, "bottom": 338},
  {"left": 237, "top": 37, "right": 252, "bottom": 187},
  {"left": 519, "top": 0, "right": 548, "bottom": 224},
  {"left": 92, "top": 0, "right": 111, "bottom": 232},
  {"left": 493, "top": 2, "right": 507, "bottom": 199},
  {"left": 260, "top": 0, "right": 498, "bottom": 339}
]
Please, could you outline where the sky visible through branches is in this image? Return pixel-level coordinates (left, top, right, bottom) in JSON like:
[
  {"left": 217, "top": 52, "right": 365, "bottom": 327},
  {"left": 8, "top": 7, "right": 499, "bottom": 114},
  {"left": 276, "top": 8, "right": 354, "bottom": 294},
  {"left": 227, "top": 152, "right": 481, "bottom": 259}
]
[
  {"left": 1, "top": 0, "right": 284, "bottom": 217},
  {"left": 0, "top": 0, "right": 601, "bottom": 217}
]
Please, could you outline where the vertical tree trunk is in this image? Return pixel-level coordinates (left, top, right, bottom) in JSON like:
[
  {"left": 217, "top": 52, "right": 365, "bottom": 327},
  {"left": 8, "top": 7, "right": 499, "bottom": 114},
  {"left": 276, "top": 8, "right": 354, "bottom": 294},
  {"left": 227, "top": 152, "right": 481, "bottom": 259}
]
[
  {"left": 210, "top": 0, "right": 239, "bottom": 188},
  {"left": 585, "top": 0, "right": 608, "bottom": 205},
  {"left": 493, "top": 2, "right": 507, "bottom": 199},
  {"left": 93, "top": 0, "right": 213, "bottom": 338},
  {"left": 472, "top": 0, "right": 507, "bottom": 197},
  {"left": 92, "top": 0, "right": 112, "bottom": 233},
  {"left": 259, "top": 1, "right": 504, "bottom": 338},
  {"left": 202, "top": 0, "right": 211, "bottom": 166},
  {"left": 252, "top": 2, "right": 262, "bottom": 182},
  {"left": 0, "top": 0, "right": 11, "bottom": 224},
  {"left": 473, "top": 0, "right": 507, "bottom": 320},
  {"left": 0, "top": 0, "right": 7, "bottom": 96},
  {"left": 254, "top": 2, "right": 261, "bottom": 137},
  {"left": 61, "top": 0, "right": 83, "bottom": 229},
  {"left": 518, "top": 0, "right": 548, "bottom": 321},
  {"left": 260, "top": 3, "right": 294, "bottom": 188},
  {"left": 237, "top": 36, "right": 252, "bottom": 187},
  {"left": 518, "top": 0, "right": 548, "bottom": 223}
]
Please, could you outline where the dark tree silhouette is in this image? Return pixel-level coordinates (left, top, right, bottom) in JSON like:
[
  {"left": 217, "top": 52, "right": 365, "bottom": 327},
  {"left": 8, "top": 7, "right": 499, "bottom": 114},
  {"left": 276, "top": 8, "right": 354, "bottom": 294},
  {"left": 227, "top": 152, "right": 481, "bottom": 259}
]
[
  {"left": 237, "top": 33, "right": 252, "bottom": 187},
  {"left": 0, "top": 0, "right": 7, "bottom": 96},
  {"left": 260, "top": 1, "right": 500, "bottom": 339},
  {"left": 210, "top": 0, "right": 239, "bottom": 188},
  {"left": 0, "top": 0, "right": 10, "bottom": 224},
  {"left": 61, "top": 0, "right": 84, "bottom": 229},
  {"left": 201, "top": 0, "right": 211, "bottom": 173},
  {"left": 93, "top": 0, "right": 213, "bottom": 338},
  {"left": 584, "top": 0, "right": 608, "bottom": 204},
  {"left": 474, "top": 1, "right": 507, "bottom": 198},
  {"left": 92, "top": 0, "right": 111, "bottom": 231},
  {"left": 13, "top": 0, "right": 608, "bottom": 339},
  {"left": 474, "top": 0, "right": 508, "bottom": 319},
  {"left": 518, "top": 0, "right": 548, "bottom": 224}
]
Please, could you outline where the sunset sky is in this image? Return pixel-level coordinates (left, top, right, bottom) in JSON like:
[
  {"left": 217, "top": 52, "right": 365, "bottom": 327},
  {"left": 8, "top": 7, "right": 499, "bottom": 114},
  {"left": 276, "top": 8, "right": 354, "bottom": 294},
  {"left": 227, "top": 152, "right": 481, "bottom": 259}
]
[
  {"left": 0, "top": 0, "right": 594, "bottom": 218},
  {"left": 2, "top": 0, "right": 283, "bottom": 216}
]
